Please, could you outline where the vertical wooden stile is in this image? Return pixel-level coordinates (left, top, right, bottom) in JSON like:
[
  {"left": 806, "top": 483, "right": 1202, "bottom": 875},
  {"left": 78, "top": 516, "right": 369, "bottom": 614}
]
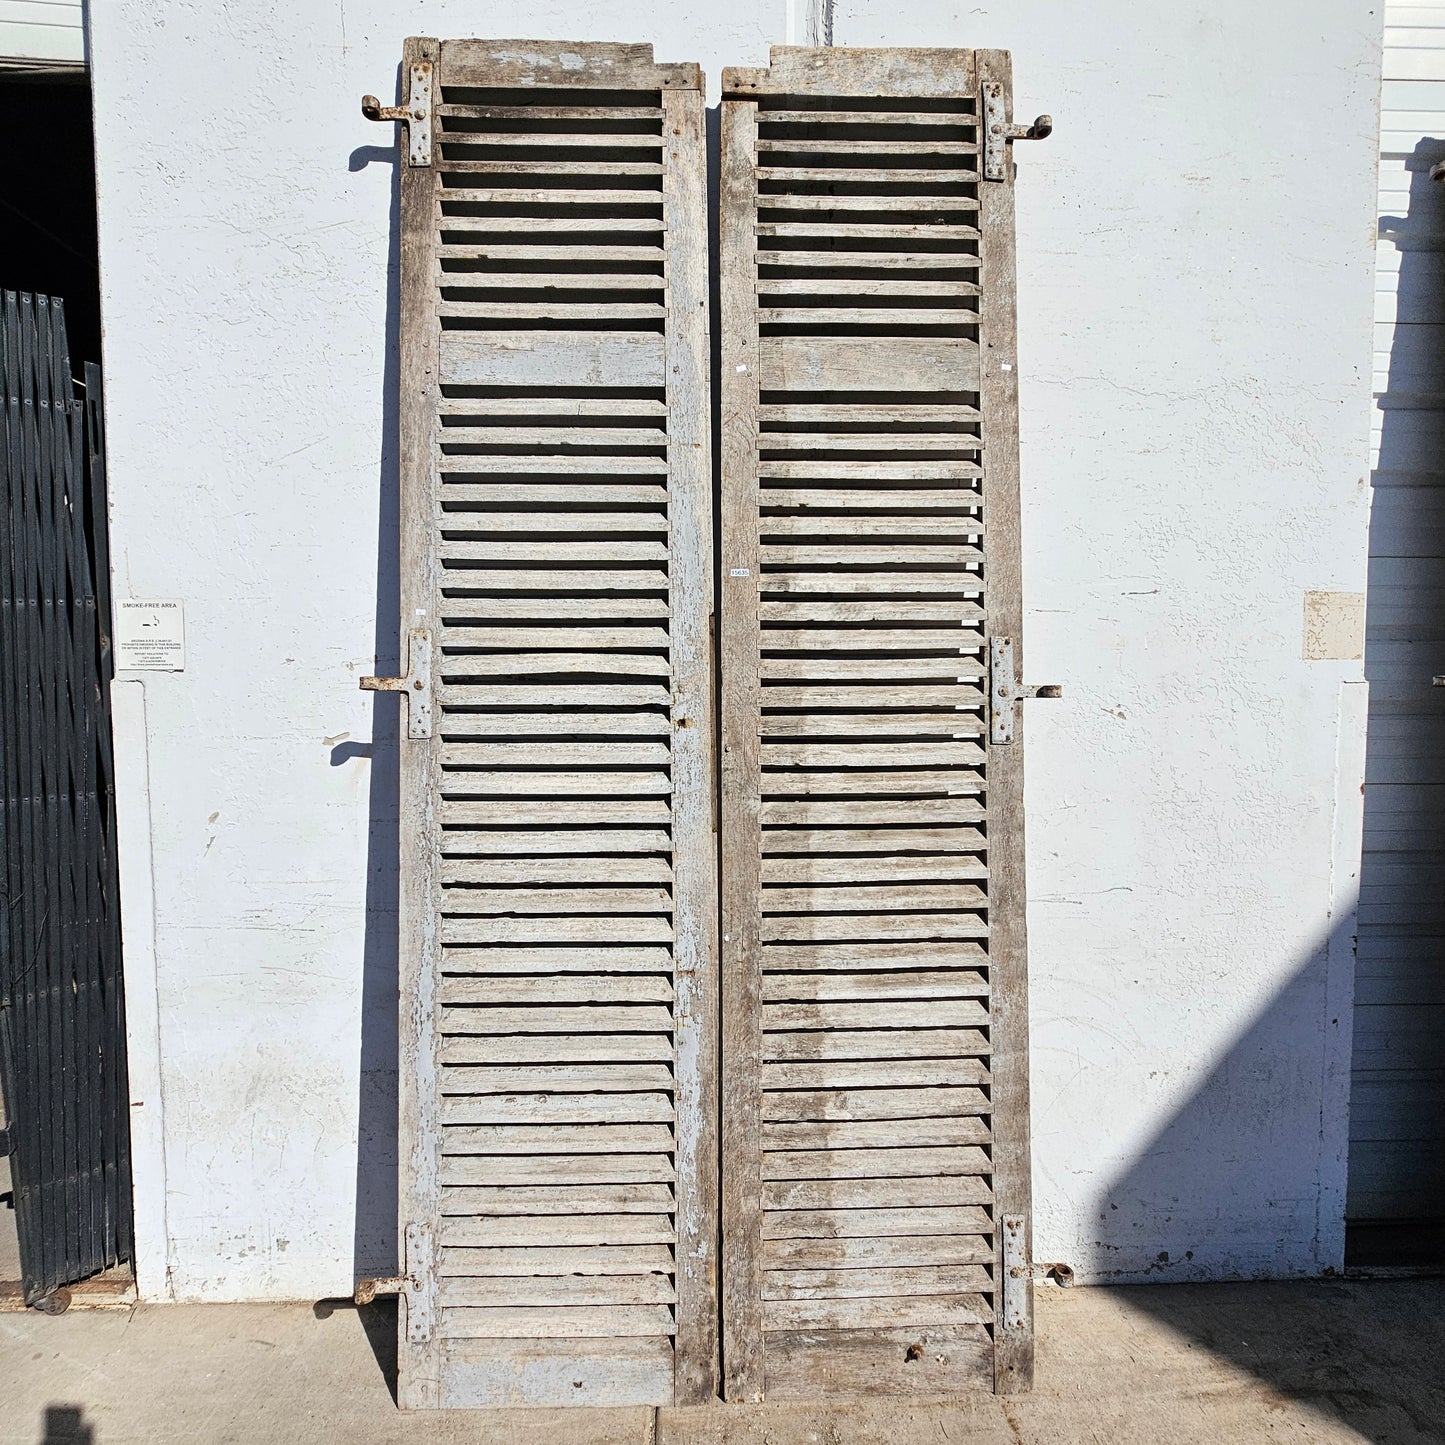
[
  {"left": 382, "top": 39, "right": 715, "bottom": 1409},
  {"left": 976, "top": 51, "right": 1034, "bottom": 1394},
  {"left": 719, "top": 44, "right": 1037, "bottom": 1400},
  {"left": 660, "top": 82, "right": 720, "bottom": 1407},
  {"left": 720, "top": 95, "right": 766, "bottom": 1404},
  {"left": 395, "top": 33, "right": 444, "bottom": 1409}
]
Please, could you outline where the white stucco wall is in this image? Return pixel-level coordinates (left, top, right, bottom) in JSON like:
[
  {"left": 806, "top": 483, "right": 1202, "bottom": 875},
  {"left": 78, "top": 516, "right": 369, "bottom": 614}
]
[
  {"left": 88, "top": 0, "right": 1381, "bottom": 1300},
  {"left": 828, "top": 0, "right": 1381, "bottom": 1281}
]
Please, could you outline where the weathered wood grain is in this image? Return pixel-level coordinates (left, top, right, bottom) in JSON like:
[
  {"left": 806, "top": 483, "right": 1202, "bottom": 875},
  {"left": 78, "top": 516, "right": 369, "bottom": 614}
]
[
  {"left": 440, "top": 1304, "right": 677, "bottom": 1339},
  {"left": 725, "top": 46, "right": 976, "bottom": 98},
  {"left": 762, "top": 1235, "right": 994, "bottom": 1269},
  {"left": 758, "top": 336, "right": 980, "bottom": 393},
  {"left": 391, "top": 38, "right": 716, "bottom": 1408},
  {"left": 439, "top": 39, "right": 699, "bottom": 91},
  {"left": 761, "top": 1206, "right": 994, "bottom": 1240},
  {"left": 394, "top": 33, "right": 444, "bottom": 1411},
  {"left": 763, "top": 1326, "right": 992, "bottom": 1400},
  {"left": 661, "top": 80, "right": 720, "bottom": 1406},
  {"left": 439, "top": 331, "right": 666, "bottom": 388},
  {"left": 977, "top": 47, "right": 1035, "bottom": 1398},
  {"left": 719, "top": 93, "right": 766, "bottom": 1403},
  {"left": 440, "top": 1214, "right": 676, "bottom": 1247},
  {"left": 438, "top": 1338, "right": 673, "bottom": 1408}
]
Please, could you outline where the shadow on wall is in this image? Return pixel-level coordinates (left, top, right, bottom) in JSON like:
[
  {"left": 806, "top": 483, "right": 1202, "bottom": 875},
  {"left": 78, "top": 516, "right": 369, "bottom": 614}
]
[
  {"left": 1086, "top": 133, "right": 1445, "bottom": 1427},
  {"left": 1350, "top": 135, "right": 1445, "bottom": 1264},
  {"left": 1088, "top": 922, "right": 1354, "bottom": 1286},
  {"left": 1085, "top": 920, "right": 1445, "bottom": 1444},
  {"left": 348, "top": 118, "right": 402, "bottom": 1284}
]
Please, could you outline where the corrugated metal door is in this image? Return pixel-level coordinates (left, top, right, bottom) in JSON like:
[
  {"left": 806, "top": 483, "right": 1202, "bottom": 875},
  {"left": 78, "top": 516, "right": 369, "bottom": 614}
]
[
  {"left": 367, "top": 39, "right": 716, "bottom": 1407},
  {"left": 1350, "top": 2, "right": 1445, "bottom": 1260},
  {"left": 718, "top": 46, "right": 1037, "bottom": 1397}
]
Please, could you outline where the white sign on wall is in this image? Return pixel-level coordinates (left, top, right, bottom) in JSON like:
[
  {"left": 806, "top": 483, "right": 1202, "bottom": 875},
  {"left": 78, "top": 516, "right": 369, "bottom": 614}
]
[{"left": 115, "top": 598, "right": 186, "bottom": 671}]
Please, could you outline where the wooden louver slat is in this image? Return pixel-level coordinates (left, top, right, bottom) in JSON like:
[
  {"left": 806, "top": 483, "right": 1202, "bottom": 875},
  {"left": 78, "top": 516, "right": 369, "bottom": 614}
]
[
  {"left": 388, "top": 38, "right": 714, "bottom": 1411},
  {"left": 721, "top": 45, "right": 1036, "bottom": 1402}
]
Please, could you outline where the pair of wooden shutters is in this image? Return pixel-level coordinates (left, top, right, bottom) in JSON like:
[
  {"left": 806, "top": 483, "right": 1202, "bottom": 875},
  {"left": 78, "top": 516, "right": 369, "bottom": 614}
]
[{"left": 373, "top": 38, "right": 1035, "bottom": 1410}]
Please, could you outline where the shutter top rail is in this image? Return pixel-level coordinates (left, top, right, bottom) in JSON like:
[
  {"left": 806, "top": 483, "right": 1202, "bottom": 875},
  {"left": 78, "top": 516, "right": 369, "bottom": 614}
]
[
  {"left": 438, "top": 39, "right": 701, "bottom": 91},
  {"left": 725, "top": 46, "right": 980, "bottom": 99}
]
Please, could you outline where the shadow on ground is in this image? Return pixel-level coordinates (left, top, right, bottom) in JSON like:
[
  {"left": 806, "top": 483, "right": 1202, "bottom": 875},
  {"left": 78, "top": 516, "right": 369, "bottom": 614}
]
[
  {"left": 1105, "top": 1279, "right": 1445, "bottom": 1444},
  {"left": 314, "top": 1297, "right": 399, "bottom": 1405},
  {"left": 37, "top": 1406, "right": 94, "bottom": 1445}
]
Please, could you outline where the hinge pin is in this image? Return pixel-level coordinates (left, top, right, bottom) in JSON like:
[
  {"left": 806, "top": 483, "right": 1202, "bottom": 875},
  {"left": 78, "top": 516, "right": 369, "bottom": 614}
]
[
  {"left": 353, "top": 1275, "right": 408, "bottom": 1306},
  {"left": 989, "top": 636, "right": 1062, "bottom": 745},
  {"left": 362, "top": 60, "right": 434, "bottom": 167},
  {"left": 981, "top": 79, "right": 1052, "bottom": 181},
  {"left": 360, "top": 627, "right": 432, "bottom": 739}
]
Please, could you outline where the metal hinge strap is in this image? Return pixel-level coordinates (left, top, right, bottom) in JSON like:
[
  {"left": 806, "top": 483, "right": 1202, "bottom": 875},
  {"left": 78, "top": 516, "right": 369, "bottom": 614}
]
[
  {"left": 354, "top": 1222, "right": 434, "bottom": 1342},
  {"left": 981, "top": 80, "right": 1052, "bottom": 182},
  {"left": 360, "top": 627, "right": 432, "bottom": 739},
  {"left": 1001, "top": 1214, "right": 1073, "bottom": 1339},
  {"left": 362, "top": 60, "right": 434, "bottom": 167},
  {"left": 989, "top": 636, "right": 1061, "bottom": 745}
]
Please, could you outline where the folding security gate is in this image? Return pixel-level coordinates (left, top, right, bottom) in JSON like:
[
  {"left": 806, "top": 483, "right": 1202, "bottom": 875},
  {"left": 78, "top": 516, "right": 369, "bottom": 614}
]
[
  {"left": 361, "top": 40, "right": 716, "bottom": 1408},
  {"left": 0, "top": 292, "right": 131, "bottom": 1307},
  {"left": 718, "top": 46, "right": 1040, "bottom": 1399},
  {"left": 366, "top": 37, "right": 1044, "bottom": 1408}
]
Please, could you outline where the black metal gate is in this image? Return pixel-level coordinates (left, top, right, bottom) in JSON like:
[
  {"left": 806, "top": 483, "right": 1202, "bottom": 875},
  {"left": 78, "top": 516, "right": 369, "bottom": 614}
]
[{"left": 0, "top": 290, "right": 131, "bottom": 1305}]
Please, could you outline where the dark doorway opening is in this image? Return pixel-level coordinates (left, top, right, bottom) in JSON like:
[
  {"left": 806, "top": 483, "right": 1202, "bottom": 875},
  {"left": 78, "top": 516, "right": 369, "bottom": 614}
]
[
  {"left": 0, "top": 63, "right": 131, "bottom": 1305},
  {"left": 0, "top": 70, "right": 101, "bottom": 365}
]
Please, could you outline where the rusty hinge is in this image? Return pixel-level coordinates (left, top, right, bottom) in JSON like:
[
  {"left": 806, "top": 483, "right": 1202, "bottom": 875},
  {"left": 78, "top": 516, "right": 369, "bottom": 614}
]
[
  {"left": 362, "top": 59, "right": 434, "bottom": 166},
  {"left": 1001, "top": 1216, "right": 1073, "bottom": 1325},
  {"left": 354, "top": 1222, "right": 434, "bottom": 1342},
  {"left": 989, "top": 636, "right": 1061, "bottom": 745},
  {"left": 360, "top": 627, "right": 432, "bottom": 739},
  {"left": 981, "top": 81, "right": 1051, "bottom": 182}
]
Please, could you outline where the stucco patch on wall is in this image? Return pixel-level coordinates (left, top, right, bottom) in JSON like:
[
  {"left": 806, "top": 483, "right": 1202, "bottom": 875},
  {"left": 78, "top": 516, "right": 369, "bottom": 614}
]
[{"left": 1303, "top": 591, "right": 1366, "bottom": 661}]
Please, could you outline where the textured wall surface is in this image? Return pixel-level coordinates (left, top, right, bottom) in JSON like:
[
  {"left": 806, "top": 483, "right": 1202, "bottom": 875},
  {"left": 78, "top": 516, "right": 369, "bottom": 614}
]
[
  {"left": 832, "top": 1, "right": 1381, "bottom": 1281},
  {"left": 88, "top": 0, "right": 774, "bottom": 1302},
  {"left": 90, "top": 0, "right": 1380, "bottom": 1300}
]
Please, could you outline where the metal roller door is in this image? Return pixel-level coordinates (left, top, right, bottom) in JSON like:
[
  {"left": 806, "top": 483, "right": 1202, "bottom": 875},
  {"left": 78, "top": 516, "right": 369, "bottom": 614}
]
[{"left": 1350, "top": 2, "right": 1445, "bottom": 1263}]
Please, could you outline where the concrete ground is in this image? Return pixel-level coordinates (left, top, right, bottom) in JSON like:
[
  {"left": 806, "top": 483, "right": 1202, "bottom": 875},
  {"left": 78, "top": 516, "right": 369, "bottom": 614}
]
[
  {"left": 1, "top": 1279, "right": 1442, "bottom": 1445},
  {"left": 1, "top": 1157, "right": 20, "bottom": 1286}
]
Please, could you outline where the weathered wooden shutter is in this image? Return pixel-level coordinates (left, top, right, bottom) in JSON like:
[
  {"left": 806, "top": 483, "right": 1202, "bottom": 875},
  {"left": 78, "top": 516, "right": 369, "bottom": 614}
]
[
  {"left": 719, "top": 46, "right": 1038, "bottom": 1398},
  {"left": 368, "top": 39, "right": 715, "bottom": 1409}
]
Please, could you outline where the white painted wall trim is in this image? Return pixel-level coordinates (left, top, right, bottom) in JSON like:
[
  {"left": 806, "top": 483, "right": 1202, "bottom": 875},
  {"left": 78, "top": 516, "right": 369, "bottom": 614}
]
[{"left": 111, "top": 680, "right": 172, "bottom": 1302}]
